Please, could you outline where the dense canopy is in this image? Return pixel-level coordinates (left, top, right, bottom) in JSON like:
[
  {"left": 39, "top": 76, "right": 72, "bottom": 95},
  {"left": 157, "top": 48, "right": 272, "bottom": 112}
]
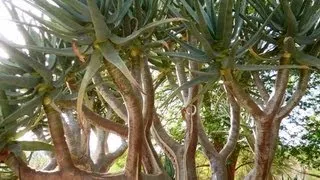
[{"left": 0, "top": 0, "right": 319, "bottom": 179}]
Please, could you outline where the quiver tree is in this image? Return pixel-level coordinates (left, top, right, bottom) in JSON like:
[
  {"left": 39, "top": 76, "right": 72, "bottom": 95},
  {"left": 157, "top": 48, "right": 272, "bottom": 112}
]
[
  {"left": 0, "top": 0, "right": 180, "bottom": 179},
  {"left": 161, "top": 0, "right": 319, "bottom": 179},
  {"left": 0, "top": 0, "right": 319, "bottom": 180},
  {"left": 221, "top": 0, "right": 319, "bottom": 178}
]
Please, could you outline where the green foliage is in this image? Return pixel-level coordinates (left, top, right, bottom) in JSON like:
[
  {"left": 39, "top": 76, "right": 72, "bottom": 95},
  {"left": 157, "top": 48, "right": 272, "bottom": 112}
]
[
  {"left": 201, "top": 89, "right": 229, "bottom": 142},
  {"left": 108, "top": 150, "right": 127, "bottom": 173},
  {"left": 164, "top": 155, "right": 175, "bottom": 179},
  {"left": 0, "top": 0, "right": 319, "bottom": 179},
  {"left": 289, "top": 116, "right": 320, "bottom": 170}
]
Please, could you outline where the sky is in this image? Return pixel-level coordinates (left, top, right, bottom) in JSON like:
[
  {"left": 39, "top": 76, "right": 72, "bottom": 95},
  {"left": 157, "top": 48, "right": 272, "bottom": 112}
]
[{"left": 0, "top": 1, "right": 25, "bottom": 58}]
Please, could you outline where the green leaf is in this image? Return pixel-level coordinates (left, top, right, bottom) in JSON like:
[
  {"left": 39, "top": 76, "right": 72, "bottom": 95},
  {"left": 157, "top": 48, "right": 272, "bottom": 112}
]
[
  {"left": 12, "top": 4, "right": 76, "bottom": 35},
  {"left": 13, "top": 141, "right": 53, "bottom": 151},
  {"left": 14, "top": 111, "right": 43, "bottom": 139},
  {"left": 142, "top": 0, "right": 158, "bottom": 26},
  {"left": 97, "top": 41, "right": 142, "bottom": 90},
  {"left": 0, "top": 38, "right": 53, "bottom": 82},
  {"left": 295, "top": 52, "right": 320, "bottom": 69},
  {"left": 296, "top": 30, "right": 320, "bottom": 45},
  {"left": 0, "top": 63, "right": 25, "bottom": 75},
  {"left": 4, "top": 2, "right": 37, "bottom": 47},
  {"left": 187, "top": 22, "right": 219, "bottom": 59},
  {"left": 156, "top": 51, "right": 210, "bottom": 63},
  {"left": 216, "top": 0, "right": 233, "bottom": 48},
  {"left": 0, "top": 90, "right": 17, "bottom": 118},
  {"left": 105, "top": 0, "right": 122, "bottom": 24},
  {"left": 51, "top": 0, "right": 90, "bottom": 22},
  {"left": 114, "top": 0, "right": 133, "bottom": 27},
  {"left": 164, "top": 155, "right": 175, "bottom": 178},
  {"left": 0, "top": 74, "right": 40, "bottom": 89},
  {"left": 29, "top": 0, "right": 84, "bottom": 31},
  {"left": 193, "top": 0, "right": 215, "bottom": 42},
  {"left": 4, "top": 43, "right": 66, "bottom": 57},
  {"left": 77, "top": 49, "right": 102, "bottom": 125},
  {"left": 87, "top": 0, "right": 111, "bottom": 42},
  {"left": 205, "top": 0, "right": 217, "bottom": 30},
  {"left": 179, "top": 0, "right": 198, "bottom": 23},
  {"left": 169, "top": 34, "right": 208, "bottom": 56},
  {"left": 161, "top": 74, "right": 219, "bottom": 107},
  {"left": 232, "top": 0, "right": 246, "bottom": 40},
  {"left": 185, "top": 78, "right": 217, "bottom": 108},
  {"left": 291, "top": 0, "right": 304, "bottom": 17},
  {"left": 247, "top": 0, "right": 283, "bottom": 31},
  {"left": 62, "top": 0, "right": 90, "bottom": 18},
  {"left": 7, "top": 43, "right": 92, "bottom": 57},
  {"left": 234, "top": 64, "right": 310, "bottom": 71},
  {"left": 298, "top": 0, "right": 319, "bottom": 30},
  {"left": 298, "top": 9, "right": 320, "bottom": 36},
  {"left": 236, "top": 6, "right": 279, "bottom": 57},
  {"left": 110, "top": 18, "right": 186, "bottom": 46},
  {"left": 101, "top": 0, "right": 112, "bottom": 17},
  {"left": 280, "top": 0, "right": 297, "bottom": 36},
  {"left": 0, "top": 95, "right": 42, "bottom": 126}
]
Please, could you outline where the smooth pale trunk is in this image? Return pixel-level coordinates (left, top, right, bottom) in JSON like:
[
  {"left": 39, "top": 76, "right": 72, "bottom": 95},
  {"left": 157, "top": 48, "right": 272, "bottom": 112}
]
[
  {"left": 246, "top": 119, "right": 281, "bottom": 180},
  {"left": 211, "top": 157, "right": 228, "bottom": 180}
]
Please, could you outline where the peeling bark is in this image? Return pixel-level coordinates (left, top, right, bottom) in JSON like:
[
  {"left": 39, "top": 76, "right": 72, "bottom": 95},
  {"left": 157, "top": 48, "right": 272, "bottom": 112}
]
[
  {"left": 245, "top": 119, "right": 281, "bottom": 180},
  {"left": 105, "top": 61, "right": 143, "bottom": 179}
]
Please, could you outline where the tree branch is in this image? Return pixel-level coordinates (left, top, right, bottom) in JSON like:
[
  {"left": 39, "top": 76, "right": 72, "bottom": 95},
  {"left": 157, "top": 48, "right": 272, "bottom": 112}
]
[
  {"left": 235, "top": 161, "right": 254, "bottom": 171},
  {"left": 43, "top": 103, "right": 75, "bottom": 170},
  {"left": 141, "top": 57, "right": 163, "bottom": 174},
  {"left": 183, "top": 61, "right": 200, "bottom": 179},
  {"left": 141, "top": 57, "right": 154, "bottom": 132},
  {"left": 197, "top": 120, "right": 219, "bottom": 159},
  {"left": 223, "top": 69, "right": 264, "bottom": 119},
  {"left": 251, "top": 71, "right": 270, "bottom": 103},
  {"left": 83, "top": 106, "right": 128, "bottom": 138},
  {"left": 4, "top": 152, "right": 128, "bottom": 179},
  {"left": 152, "top": 112, "right": 182, "bottom": 174},
  {"left": 105, "top": 61, "right": 143, "bottom": 179},
  {"left": 277, "top": 69, "right": 310, "bottom": 120},
  {"left": 220, "top": 87, "right": 241, "bottom": 159},
  {"left": 92, "top": 74, "right": 128, "bottom": 121},
  {"left": 4, "top": 153, "right": 60, "bottom": 179},
  {"left": 174, "top": 60, "right": 188, "bottom": 102},
  {"left": 243, "top": 129, "right": 255, "bottom": 152},
  {"left": 97, "top": 140, "right": 128, "bottom": 172},
  {"left": 57, "top": 100, "right": 128, "bottom": 138},
  {"left": 265, "top": 54, "right": 290, "bottom": 116},
  {"left": 152, "top": 112, "right": 181, "bottom": 153}
]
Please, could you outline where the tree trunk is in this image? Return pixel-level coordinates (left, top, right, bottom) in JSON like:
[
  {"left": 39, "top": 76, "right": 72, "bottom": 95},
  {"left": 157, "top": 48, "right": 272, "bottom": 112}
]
[
  {"left": 105, "top": 61, "right": 143, "bottom": 179},
  {"left": 246, "top": 119, "right": 281, "bottom": 179},
  {"left": 226, "top": 147, "right": 240, "bottom": 180},
  {"left": 211, "top": 157, "right": 228, "bottom": 180}
]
